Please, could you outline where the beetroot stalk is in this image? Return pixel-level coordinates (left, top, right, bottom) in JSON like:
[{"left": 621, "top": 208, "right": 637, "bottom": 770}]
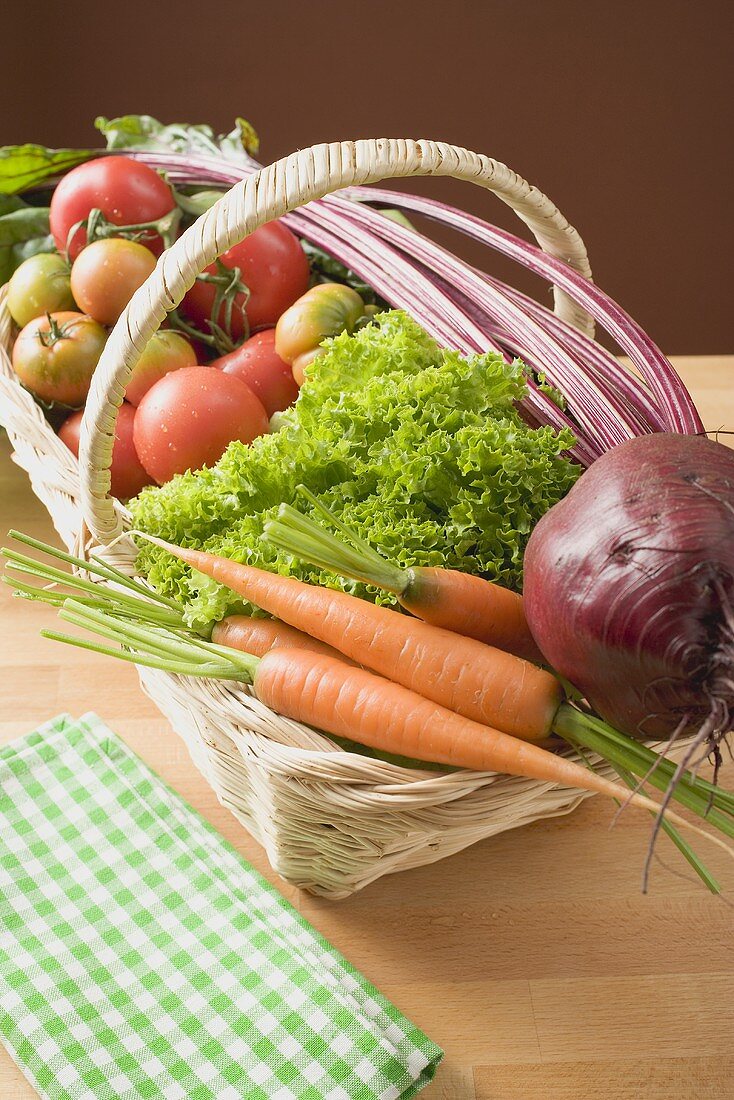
[{"left": 113, "top": 149, "right": 702, "bottom": 467}]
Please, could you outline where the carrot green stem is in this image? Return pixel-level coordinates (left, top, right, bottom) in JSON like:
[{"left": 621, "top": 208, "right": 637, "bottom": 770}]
[
  {"left": 566, "top": 711, "right": 734, "bottom": 814},
  {"left": 558, "top": 703, "right": 734, "bottom": 815},
  {"left": 40, "top": 629, "right": 238, "bottom": 680},
  {"left": 612, "top": 762, "right": 721, "bottom": 894},
  {"left": 6, "top": 576, "right": 155, "bottom": 619},
  {"left": 573, "top": 741, "right": 721, "bottom": 893},
  {"left": 2, "top": 553, "right": 184, "bottom": 629},
  {"left": 6, "top": 576, "right": 73, "bottom": 608},
  {"left": 555, "top": 703, "right": 734, "bottom": 836},
  {"left": 263, "top": 490, "right": 408, "bottom": 594},
  {"left": 167, "top": 627, "right": 258, "bottom": 665},
  {"left": 59, "top": 602, "right": 196, "bottom": 663},
  {"left": 46, "top": 599, "right": 260, "bottom": 683},
  {"left": 59, "top": 600, "right": 258, "bottom": 678},
  {"left": 6, "top": 530, "right": 181, "bottom": 609}
]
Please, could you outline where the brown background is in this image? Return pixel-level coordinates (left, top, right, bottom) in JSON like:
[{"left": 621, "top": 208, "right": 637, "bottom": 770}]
[{"left": 2, "top": 0, "right": 731, "bottom": 353}]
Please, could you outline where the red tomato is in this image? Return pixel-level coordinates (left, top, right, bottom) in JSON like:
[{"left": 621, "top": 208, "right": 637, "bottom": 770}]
[
  {"left": 70, "top": 238, "right": 157, "bottom": 325},
  {"left": 58, "top": 403, "right": 154, "bottom": 500},
  {"left": 125, "top": 331, "right": 197, "bottom": 406},
  {"left": 50, "top": 157, "right": 176, "bottom": 260},
  {"left": 180, "top": 221, "right": 310, "bottom": 341},
  {"left": 133, "top": 366, "right": 269, "bottom": 484},
  {"left": 210, "top": 329, "right": 299, "bottom": 417}
]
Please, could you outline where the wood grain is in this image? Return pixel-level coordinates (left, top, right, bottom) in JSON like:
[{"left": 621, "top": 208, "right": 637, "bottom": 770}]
[
  {"left": 1, "top": 357, "right": 733, "bottom": 1098},
  {"left": 474, "top": 1057, "right": 733, "bottom": 1100}
]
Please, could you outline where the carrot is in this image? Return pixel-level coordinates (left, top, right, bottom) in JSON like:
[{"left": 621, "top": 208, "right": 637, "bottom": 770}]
[
  {"left": 257, "top": 651, "right": 734, "bottom": 864},
  {"left": 262, "top": 492, "right": 544, "bottom": 664},
  {"left": 212, "top": 614, "right": 356, "bottom": 664},
  {"left": 135, "top": 533, "right": 564, "bottom": 743},
  {"left": 40, "top": 599, "right": 734, "bottom": 861},
  {"left": 8, "top": 532, "right": 731, "bottom": 883},
  {"left": 256, "top": 651, "right": 668, "bottom": 800}
]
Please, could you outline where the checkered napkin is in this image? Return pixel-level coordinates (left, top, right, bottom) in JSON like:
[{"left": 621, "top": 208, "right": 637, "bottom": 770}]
[{"left": 0, "top": 714, "right": 442, "bottom": 1100}]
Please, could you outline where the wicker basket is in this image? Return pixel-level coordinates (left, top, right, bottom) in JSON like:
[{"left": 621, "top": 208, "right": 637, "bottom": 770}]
[{"left": 0, "top": 139, "right": 656, "bottom": 897}]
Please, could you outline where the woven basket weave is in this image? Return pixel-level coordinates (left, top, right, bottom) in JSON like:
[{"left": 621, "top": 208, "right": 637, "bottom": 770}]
[{"left": 1, "top": 139, "right": 659, "bottom": 897}]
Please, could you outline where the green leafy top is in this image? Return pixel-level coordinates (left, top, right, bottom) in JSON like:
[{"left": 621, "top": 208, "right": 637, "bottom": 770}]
[
  {"left": 95, "top": 115, "right": 259, "bottom": 161},
  {"left": 0, "top": 195, "right": 54, "bottom": 284},
  {"left": 0, "top": 146, "right": 96, "bottom": 196},
  {"left": 0, "top": 114, "right": 259, "bottom": 199},
  {"left": 0, "top": 113, "right": 260, "bottom": 282},
  {"left": 132, "top": 310, "right": 579, "bottom": 630}
]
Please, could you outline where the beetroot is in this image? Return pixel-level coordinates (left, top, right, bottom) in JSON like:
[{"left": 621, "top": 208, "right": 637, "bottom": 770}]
[{"left": 524, "top": 432, "right": 734, "bottom": 766}]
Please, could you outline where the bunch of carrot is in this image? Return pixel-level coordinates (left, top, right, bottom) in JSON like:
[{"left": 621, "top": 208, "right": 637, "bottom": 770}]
[
  {"left": 131, "top": 530, "right": 734, "bottom": 871},
  {"left": 5, "top": 526, "right": 734, "bottom": 891}
]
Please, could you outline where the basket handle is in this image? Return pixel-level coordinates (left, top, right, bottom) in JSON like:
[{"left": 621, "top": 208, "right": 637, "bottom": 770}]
[{"left": 80, "top": 138, "right": 593, "bottom": 543}]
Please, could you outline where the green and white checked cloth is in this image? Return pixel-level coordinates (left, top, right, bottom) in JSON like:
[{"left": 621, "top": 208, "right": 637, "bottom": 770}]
[{"left": 0, "top": 714, "right": 442, "bottom": 1099}]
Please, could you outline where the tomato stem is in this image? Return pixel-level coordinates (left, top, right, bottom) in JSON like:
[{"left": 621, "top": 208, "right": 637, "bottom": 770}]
[
  {"left": 37, "top": 313, "right": 70, "bottom": 348},
  {"left": 167, "top": 310, "right": 238, "bottom": 355},
  {"left": 168, "top": 309, "right": 218, "bottom": 348},
  {"left": 205, "top": 321, "right": 238, "bottom": 356},
  {"left": 355, "top": 304, "right": 380, "bottom": 329},
  {"left": 65, "top": 206, "right": 182, "bottom": 257},
  {"left": 171, "top": 186, "right": 223, "bottom": 217},
  {"left": 196, "top": 259, "right": 251, "bottom": 348}
]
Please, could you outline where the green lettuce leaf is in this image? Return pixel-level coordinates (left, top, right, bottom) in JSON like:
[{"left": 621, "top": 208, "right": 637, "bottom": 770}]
[
  {"left": 133, "top": 311, "right": 579, "bottom": 631},
  {"left": 0, "top": 195, "right": 54, "bottom": 283}
]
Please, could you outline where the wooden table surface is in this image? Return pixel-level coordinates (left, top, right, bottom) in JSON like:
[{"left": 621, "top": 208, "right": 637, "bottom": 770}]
[{"left": 1, "top": 356, "right": 733, "bottom": 1100}]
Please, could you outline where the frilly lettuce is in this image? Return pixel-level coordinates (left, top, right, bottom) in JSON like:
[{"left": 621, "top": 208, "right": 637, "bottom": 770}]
[{"left": 132, "top": 311, "right": 579, "bottom": 630}]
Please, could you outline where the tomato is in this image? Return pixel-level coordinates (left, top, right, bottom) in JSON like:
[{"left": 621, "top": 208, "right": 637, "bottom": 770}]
[
  {"left": 133, "top": 366, "right": 269, "bottom": 484},
  {"left": 70, "top": 239, "right": 157, "bottom": 325},
  {"left": 291, "top": 346, "right": 323, "bottom": 387},
  {"left": 275, "top": 283, "right": 366, "bottom": 383},
  {"left": 125, "top": 331, "right": 197, "bottom": 406},
  {"left": 180, "top": 221, "right": 310, "bottom": 342},
  {"left": 7, "top": 253, "right": 75, "bottom": 327},
  {"left": 58, "top": 403, "right": 153, "bottom": 500},
  {"left": 49, "top": 157, "right": 176, "bottom": 260},
  {"left": 210, "top": 329, "right": 299, "bottom": 417},
  {"left": 11, "top": 311, "right": 107, "bottom": 406}
]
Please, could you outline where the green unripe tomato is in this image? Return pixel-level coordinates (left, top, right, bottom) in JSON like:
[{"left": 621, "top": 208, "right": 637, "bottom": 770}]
[
  {"left": 275, "top": 283, "right": 366, "bottom": 368},
  {"left": 12, "top": 311, "right": 106, "bottom": 407},
  {"left": 7, "top": 253, "right": 75, "bottom": 327}
]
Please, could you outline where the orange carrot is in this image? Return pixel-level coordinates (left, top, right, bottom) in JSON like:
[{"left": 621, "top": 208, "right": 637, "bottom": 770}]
[
  {"left": 378, "top": 565, "right": 542, "bottom": 664},
  {"left": 254, "top": 650, "right": 733, "bottom": 856},
  {"left": 212, "top": 614, "right": 356, "bottom": 664},
  {"left": 263, "top": 497, "right": 545, "bottom": 663},
  {"left": 136, "top": 534, "right": 562, "bottom": 743},
  {"left": 40, "top": 599, "right": 734, "bottom": 859},
  {"left": 40, "top": 594, "right": 721, "bottom": 840}
]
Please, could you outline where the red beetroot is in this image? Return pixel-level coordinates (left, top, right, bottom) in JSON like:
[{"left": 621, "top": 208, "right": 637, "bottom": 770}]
[{"left": 523, "top": 433, "right": 734, "bottom": 768}]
